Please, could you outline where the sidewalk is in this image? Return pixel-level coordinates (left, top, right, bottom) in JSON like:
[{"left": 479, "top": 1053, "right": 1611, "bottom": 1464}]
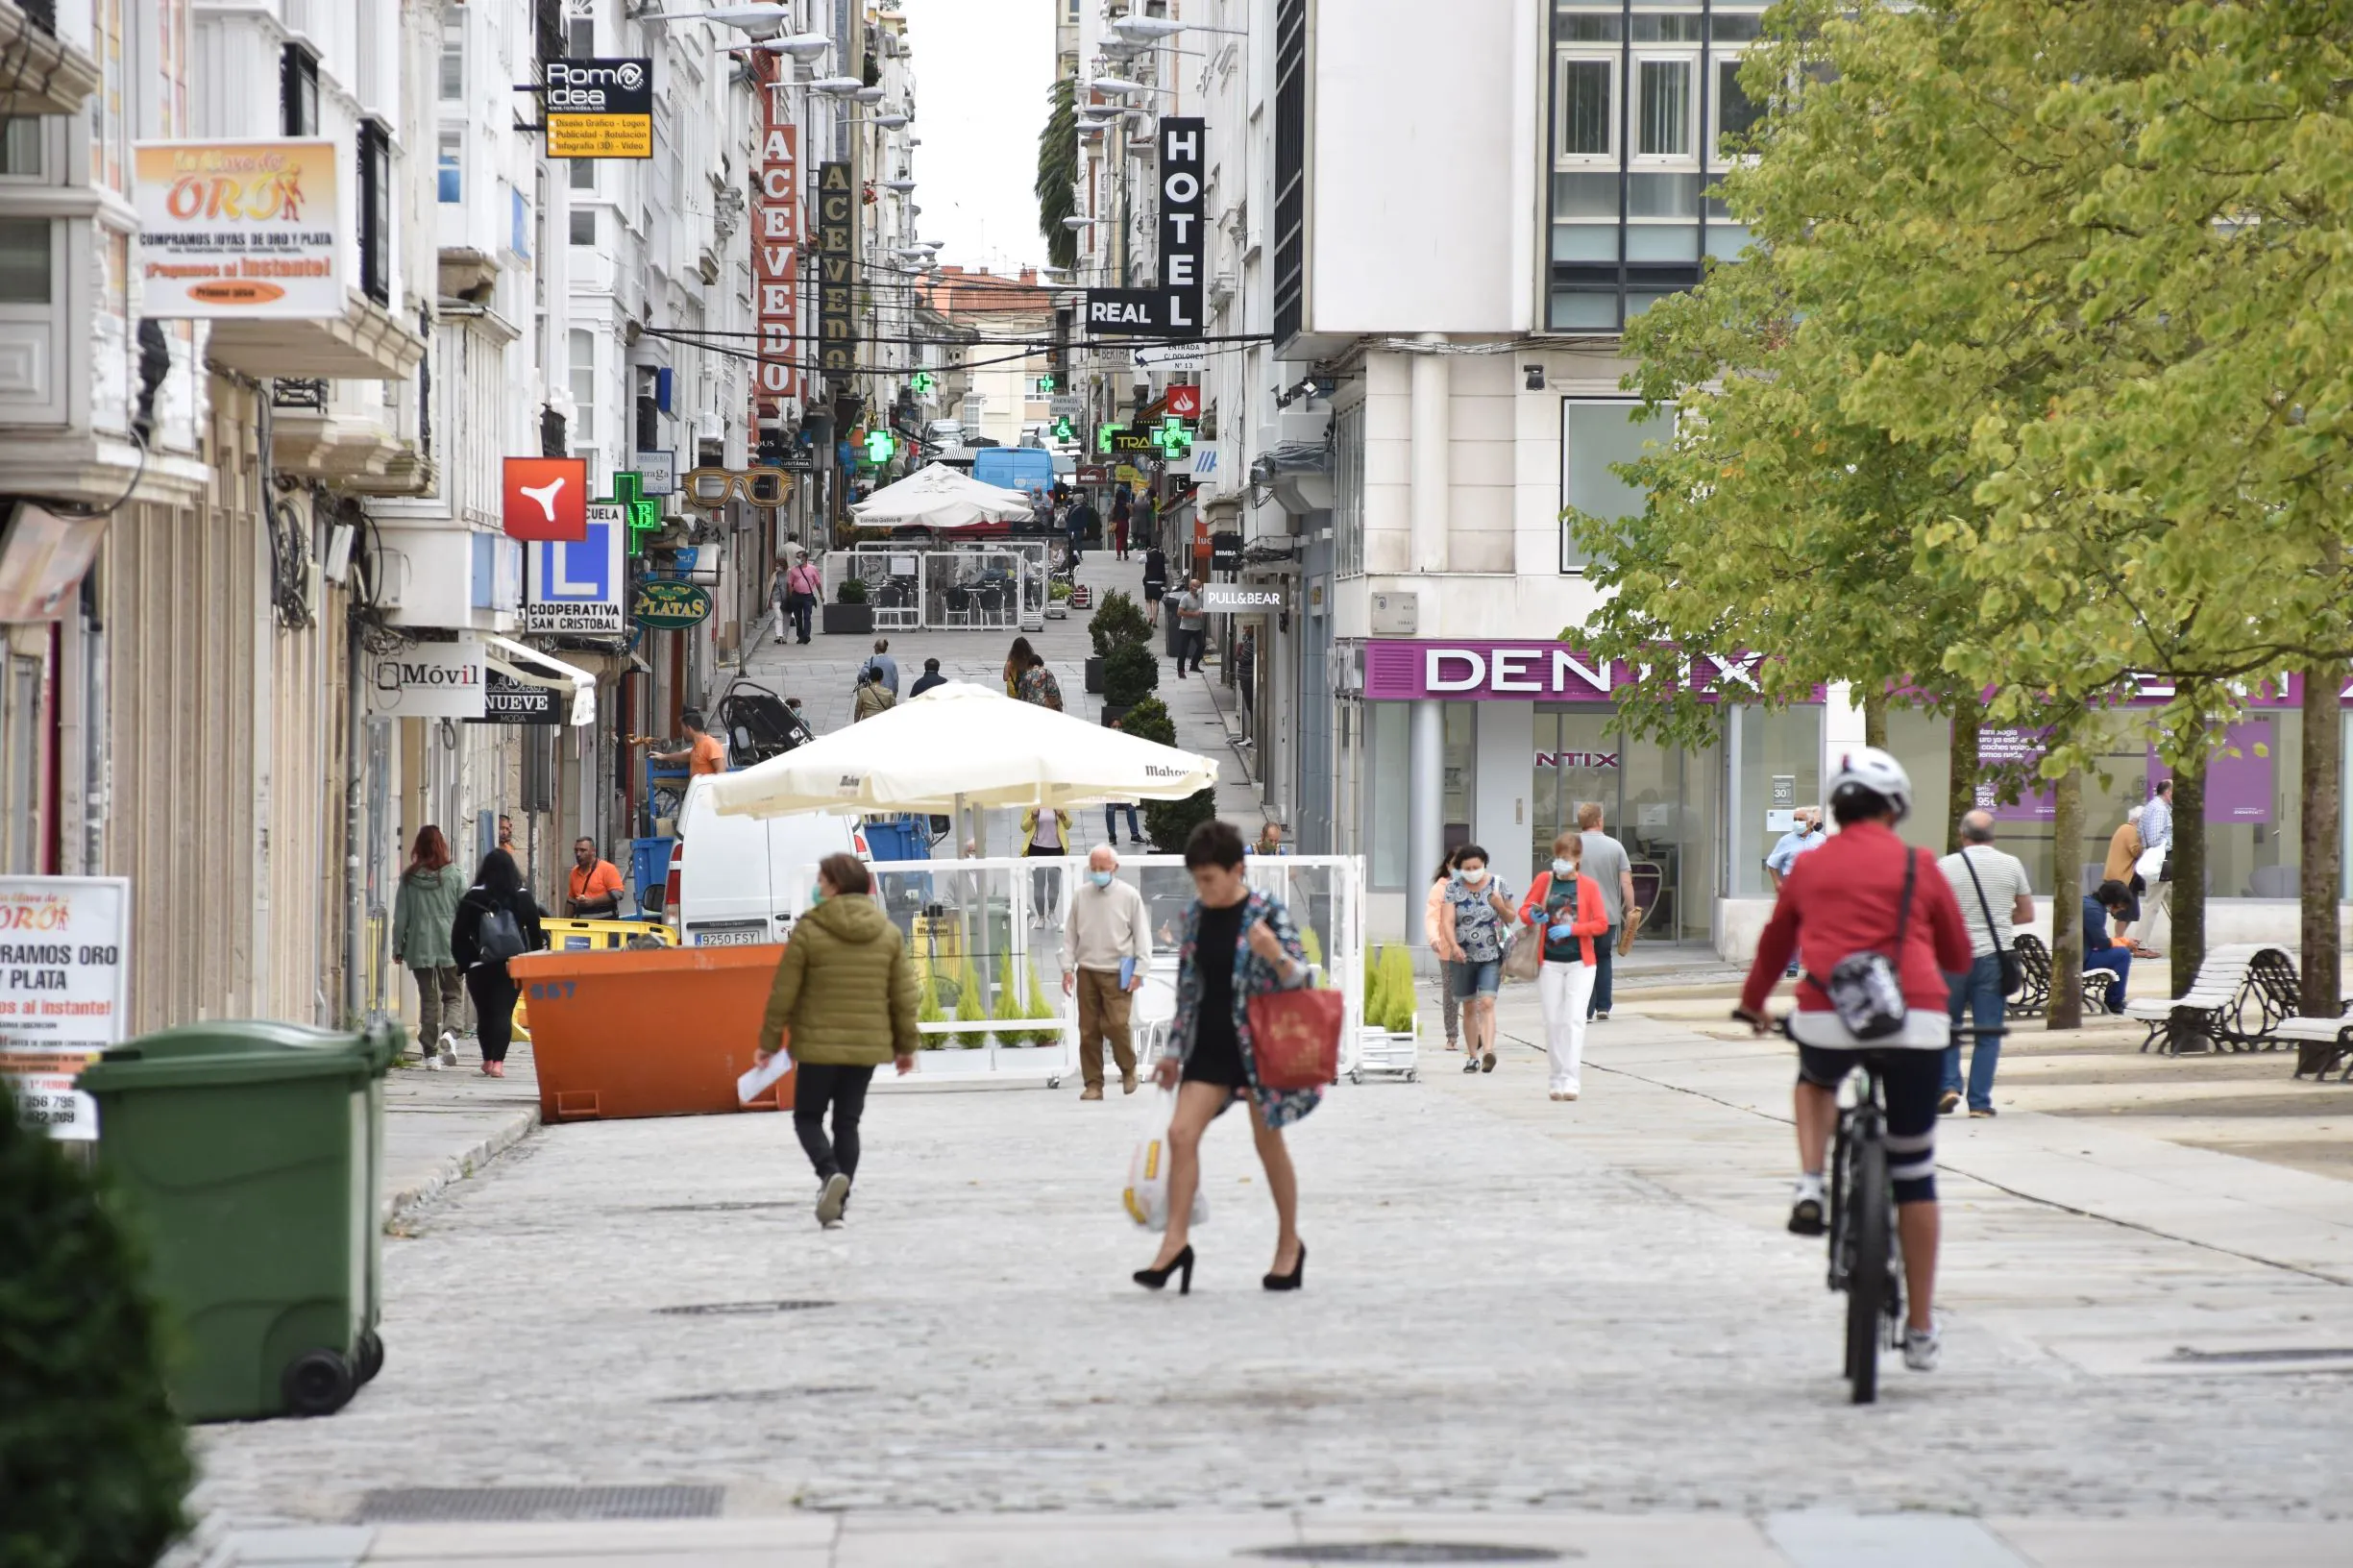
[{"left": 380, "top": 1039, "right": 539, "bottom": 1229}]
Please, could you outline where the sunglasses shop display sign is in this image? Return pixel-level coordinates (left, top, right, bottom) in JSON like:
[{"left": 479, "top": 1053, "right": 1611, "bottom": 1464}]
[{"left": 525, "top": 505, "right": 626, "bottom": 635}]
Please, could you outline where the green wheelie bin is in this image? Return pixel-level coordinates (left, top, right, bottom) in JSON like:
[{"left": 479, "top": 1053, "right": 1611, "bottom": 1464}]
[{"left": 78, "top": 1019, "right": 396, "bottom": 1422}]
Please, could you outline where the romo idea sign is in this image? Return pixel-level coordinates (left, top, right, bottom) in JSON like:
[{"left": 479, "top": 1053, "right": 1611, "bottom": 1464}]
[{"left": 546, "top": 57, "right": 654, "bottom": 159}]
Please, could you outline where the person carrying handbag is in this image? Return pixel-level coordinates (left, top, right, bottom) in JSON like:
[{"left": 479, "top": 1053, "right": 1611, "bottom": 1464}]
[
  {"left": 1935, "top": 810, "right": 2034, "bottom": 1116},
  {"left": 1132, "top": 819, "right": 1317, "bottom": 1297},
  {"left": 1517, "top": 831, "right": 1611, "bottom": 1102},
  {"left": 449, "top": 847, "right": 546, "bottom": 1078}
]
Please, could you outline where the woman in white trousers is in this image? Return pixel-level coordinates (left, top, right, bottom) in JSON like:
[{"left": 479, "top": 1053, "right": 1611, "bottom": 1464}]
[{"left": 1518, "top": 830, "right": 1610, "bottom": 1101}]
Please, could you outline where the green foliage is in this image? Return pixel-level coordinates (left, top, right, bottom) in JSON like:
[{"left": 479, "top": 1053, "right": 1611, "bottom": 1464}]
[
  {"left": 1102, "top": 641, "right": 1160, "bottom": 709},
  {"left": 1145, "top": 791, "right": 1215, "bottom": 856},
  {"left": 0, "top": 1107, "right": 193, "bottom": 1567},
  {"left": 1033, "top": 76, "right": 1078, "bottom": 272},
  {"left": 1090, "top": 590, "right": 1151, "bottom": 656},
  {"left": 1116, "top": 694, "right": 1175, "bottom": 746},
  {"left": 834, "top": 576, "right": 869, "bottom": 605},
  {"left": 1047, "top": 578, "right": 1074, "bottom": 601},
  {"left": 1298, "top": 924, "right": 1323, "bottom": 972},
  {"left": 1380, "top": 945, "right": 1419, "bottom": 1033},
  {"left": 1362, "top": 943, "right": 1388, "bottom": 1032},
  {"left": 914, "top": 946, "right": 946, "bottom": 1048},
  {"left": 951, "top": 956, "right": 989, "bottom": 1046},
  {"left": 1022, "top": 958, "right": 1064, "bottom": 1047}
]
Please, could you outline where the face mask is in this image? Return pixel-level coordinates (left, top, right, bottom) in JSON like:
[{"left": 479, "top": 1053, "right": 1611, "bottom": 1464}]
[
  {"left": 1090, "top": 870, "right": 1114, "bottom": 888},
  {"left": 1461, "top": 867, "right": 1487, "bottom": 884},
  {"left": 809, "top": 886, "right": 827, "bottom": 906},
  {"left": 1552, "top": 858, "right": 1575, "bottom": 877}
]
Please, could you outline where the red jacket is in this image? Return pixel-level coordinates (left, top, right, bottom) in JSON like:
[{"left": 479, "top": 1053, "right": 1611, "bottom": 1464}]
[
  {"left": 1741, "top": 820, "right": 1972, "bottom": 1017},
  {"left": 1517, "top": 871, "right": 1610, "bottom": 967}
]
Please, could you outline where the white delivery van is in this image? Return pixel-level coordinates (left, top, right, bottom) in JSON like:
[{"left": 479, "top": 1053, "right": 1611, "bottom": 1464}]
[{"left": 660, "top": 776, "right": 866, "bottom": 947}]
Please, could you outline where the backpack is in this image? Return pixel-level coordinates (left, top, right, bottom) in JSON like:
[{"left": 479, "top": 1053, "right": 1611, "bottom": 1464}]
[
  {"left": 477, "top": 899, "right": 527, "bottom": 964},
  {"left": 1808, "top": 849, "right": 1917, "bottom": 1040}
]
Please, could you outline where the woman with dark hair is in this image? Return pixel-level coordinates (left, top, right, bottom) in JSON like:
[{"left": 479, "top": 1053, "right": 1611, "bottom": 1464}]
[
  {"left": 1440, "top": 844, "right": 1516, "bottom": 1074},
  {"left": 392, "top": 825, "right": 469, "bottom": 1067},
  {"left": 755, "top": 851, "right": 919, "bottom": 1229},
  {"left": 449, "top": 847, "right": 545, "bottom": 1078},
  {"left": 1002, "top": 636, "right": 1037, "bottom": 698},
  {"left": 1134, "top": 818, "right": 1317, "bottom": 1295},
  {"left": 1424, "top": 848, "right": 1464, "bottom": 1052}
]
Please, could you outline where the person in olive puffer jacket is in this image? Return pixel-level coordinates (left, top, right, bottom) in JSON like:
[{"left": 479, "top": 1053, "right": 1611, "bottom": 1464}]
[{"left": 755, "top": 852, "right": 919, "bottom": 1229}]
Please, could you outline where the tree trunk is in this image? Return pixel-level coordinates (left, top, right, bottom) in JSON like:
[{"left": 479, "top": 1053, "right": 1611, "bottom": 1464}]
[
  {"left": 1946, "top": 689, "right": 1981, "bottom": 853},
  {"left": 2170, "top": 751, "right": 2207, "bottom": 999},
  {"left": 2049, "top": 768, "right": 2083, "bottom": 1029},
  {"left": 1862, "top": 688, "right": 1888, "bottom": 750},
  {"left": 2302, "top": 658, "right": 2343, "bottom": 1017}
]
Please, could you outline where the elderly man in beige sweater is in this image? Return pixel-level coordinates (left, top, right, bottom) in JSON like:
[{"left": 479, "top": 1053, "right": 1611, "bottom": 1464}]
[{"left": 1061, "top": 844, "right": 1152, "bottom": 1099}]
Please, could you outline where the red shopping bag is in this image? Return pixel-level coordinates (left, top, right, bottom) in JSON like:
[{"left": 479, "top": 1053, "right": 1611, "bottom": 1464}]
[{"left": 1246, "top": 984, "right": 1344, "bottom": 1090}]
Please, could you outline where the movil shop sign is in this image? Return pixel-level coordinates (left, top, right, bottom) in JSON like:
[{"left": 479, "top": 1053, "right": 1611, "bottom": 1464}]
[{"left": 366, "top": 638, "right": 486, "bottom": 720}]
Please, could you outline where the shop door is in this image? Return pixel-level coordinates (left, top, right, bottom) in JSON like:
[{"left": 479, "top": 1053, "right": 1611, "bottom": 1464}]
[
  {"left": 1532, "top": 704, "right": 1619, "bottom": 892},
  {"left": 1619, "top": 733, "right": 1718, "bottom": 944}
]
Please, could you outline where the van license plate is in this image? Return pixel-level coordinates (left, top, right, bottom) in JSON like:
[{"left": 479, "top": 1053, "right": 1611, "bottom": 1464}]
[{"left": 691, "top": 924, "right": 768, "bottom": 946}]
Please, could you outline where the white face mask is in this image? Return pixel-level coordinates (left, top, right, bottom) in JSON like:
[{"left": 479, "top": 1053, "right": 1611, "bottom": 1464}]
[
  {"left": 1460, "top": 867, "right": 1487, "bottom": 885},
  {"left": 1552, "top": 858, "right": 1575, "bottom": 876}
]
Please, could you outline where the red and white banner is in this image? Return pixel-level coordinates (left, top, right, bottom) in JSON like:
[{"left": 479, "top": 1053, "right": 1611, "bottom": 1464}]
[
  {"left": 1164, "top": 383, "right": 1200, "bottom": 420},
  {"left": 754, "top": 63, "right": 800, "bottom": 418}
]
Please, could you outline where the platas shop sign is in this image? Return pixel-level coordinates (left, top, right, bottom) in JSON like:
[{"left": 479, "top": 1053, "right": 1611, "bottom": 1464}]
[{"left": 630, "top": 579, "right": 713, "bottom": 629}]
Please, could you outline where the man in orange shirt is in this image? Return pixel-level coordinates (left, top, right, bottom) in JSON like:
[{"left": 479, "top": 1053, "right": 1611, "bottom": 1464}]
[
  {"left": 650, "top": 710, "right": 726, "bottom": 775},
  {"left": 566, "top": 838, "right": 625, "bottom": 917}
]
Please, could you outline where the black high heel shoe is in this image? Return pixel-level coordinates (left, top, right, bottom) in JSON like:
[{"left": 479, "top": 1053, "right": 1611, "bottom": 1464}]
[
  {"left": 1262, "top": 1240, "right": 1307, "bottom": 1292},
  {"left": 1133, "top": 1243, "right": 1194, "bottom": 1294}
]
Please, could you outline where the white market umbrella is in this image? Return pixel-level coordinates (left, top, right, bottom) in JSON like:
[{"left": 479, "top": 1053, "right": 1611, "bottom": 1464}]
[
  {"left": 849, "top": 464, "right": 1035, "bottom": 530},
  {"left": 707, "top": 682, "right": 1217, "bottom": 819}
]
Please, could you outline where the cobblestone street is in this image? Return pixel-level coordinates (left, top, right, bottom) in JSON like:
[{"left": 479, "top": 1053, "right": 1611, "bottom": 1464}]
[{"left": 194, "top": 998, "right": 2353, "bottom": 1561}]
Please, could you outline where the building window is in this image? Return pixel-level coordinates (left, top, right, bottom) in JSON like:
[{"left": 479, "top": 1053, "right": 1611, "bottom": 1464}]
[
  {"left": 438, "top": 130, "right": 462, "bottom": 204},
  {"left": 1332, "top": 402, "right": 1364, "bottom": 578},
  {"left": 358, "top": 120, "right": 391, "bottom": 306},
  {"left": 0, "top": 119, "right": 43, "bottom": 178},
  {"left": 281, "top": 42, "right": 320, "bottom": 136},
  {"left": 569, "top": 207, "right": 596, "bottom": 245},
  {"left": 440, "top": 16, "right": 465, "bottom": 100},
  {"left": 1270, "top": 0, "right": 1307, "bottom": 346},
  {"left": 0, "top": 217, "right": 52, "bottom": 303},
  {"left": 567, "top": 18, "right": 594, "bottom": 57},
  {"left": 1545, "top": 4, "right": 1766, "bottom": 332},
  {"left": 570, "top": 155, "right": 595, "bottom": 191},
  {"left": 569, "top": 330, "right": 595, "bottom": 441},
  {"left": 1559, "top": 400, "right": 1670, "bottom": 574}
]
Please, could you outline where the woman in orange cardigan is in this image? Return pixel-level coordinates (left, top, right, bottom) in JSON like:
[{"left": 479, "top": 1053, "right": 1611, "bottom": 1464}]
[{"left": 1518, "top": 830, "right": 1610, "bottom": 1101}]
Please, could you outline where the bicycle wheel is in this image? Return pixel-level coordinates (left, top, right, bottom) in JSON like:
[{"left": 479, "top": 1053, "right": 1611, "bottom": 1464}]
[{"left": 1845, "top": 1132, "right": 1890, "bottom": 1405}]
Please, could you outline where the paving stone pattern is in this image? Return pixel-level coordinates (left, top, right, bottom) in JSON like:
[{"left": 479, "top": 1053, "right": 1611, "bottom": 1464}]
[{"left": 196, "top": 1001, "right": 2353, "bottom": 1530}]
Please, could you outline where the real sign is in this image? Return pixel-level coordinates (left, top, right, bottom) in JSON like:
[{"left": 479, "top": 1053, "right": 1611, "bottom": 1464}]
[
  {"left": 753, "top": 78, "right": 800, "bottom": 414},
  {"left": 526, "top": 505, "right": 626, "bottom": 634},
  {"left": 0, "top": 876, "right": 130, "bottom": 1140},
  {"left": 367, "top": 638, "right": 486, "bottom": 720},
  {"left": 546, "top": 57, "right": 654, "bottom": 159},
  {"left": 132, "top": 139, "right": 341, "bottom": 318}
]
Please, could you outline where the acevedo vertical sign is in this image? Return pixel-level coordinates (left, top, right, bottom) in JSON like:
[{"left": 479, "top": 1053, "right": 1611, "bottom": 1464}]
[
  {"left": 816, "top": 159, "right": 856, "bottom": 383},
  {"left": 754, "top": 64, "right": 799, "bottom": 417}
]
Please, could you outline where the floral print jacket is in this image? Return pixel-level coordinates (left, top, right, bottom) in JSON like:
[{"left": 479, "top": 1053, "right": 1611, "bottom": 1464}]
[{"left": 1163, "top": 890, "right": 1320, "bottom": 1130}]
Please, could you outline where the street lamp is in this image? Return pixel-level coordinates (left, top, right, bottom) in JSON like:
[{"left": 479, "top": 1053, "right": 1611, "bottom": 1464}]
[
  {"left": 651, "top": 6, "right": 798, "bottom": 40},
  {"left": 853, "top": 112, "right": 911, "bottom": 129},
  {"left": 807, "top": 75, "right": 866, "bottom": 95},
  {"left": 881, "top": 178, "right": 917, "bottom": 192},
  {"left": 852, "top": 85, "right": 886, "bottom": 104},
  {"left": 1110, "top": 12, "right": 1248, "bottom": 40},
  {"left": 1061, "top": 216, "right": 1103, "bottom": 230},
  {"left": 730, "top": 33, "right": 834, "bottom": 61}
]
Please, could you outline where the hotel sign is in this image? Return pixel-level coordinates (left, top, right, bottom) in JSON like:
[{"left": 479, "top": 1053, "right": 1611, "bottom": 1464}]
[{"left": 1085, "top": 117, "right": 1205, "bottom": 339}]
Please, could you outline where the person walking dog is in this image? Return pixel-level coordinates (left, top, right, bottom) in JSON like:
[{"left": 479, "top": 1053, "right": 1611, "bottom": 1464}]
[
  {"left": 1518, "top": 831, "right": 1610, "bottom": 1101},
  {"left": 1133, "top": 819, "right": 1317, "bottom": 1296},
  {"left": 754, "top": 853, "right": 919, "bottom": 1230},
  {"left": 392, "top": 825, "right": 468, "bottom": 1067},
  {"left": 449, "top": 847, "right": 545, "bottom": 1078}
]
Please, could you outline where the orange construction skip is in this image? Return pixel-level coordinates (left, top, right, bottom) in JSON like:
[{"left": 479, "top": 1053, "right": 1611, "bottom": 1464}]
[{"left": 507, "top": 943, "right": 795, "bottom": 1123}]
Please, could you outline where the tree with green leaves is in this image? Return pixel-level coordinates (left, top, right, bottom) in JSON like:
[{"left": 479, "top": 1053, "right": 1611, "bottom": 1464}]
[{"left": 1034, "top": 76, "right": 1078, "bottom": 272}]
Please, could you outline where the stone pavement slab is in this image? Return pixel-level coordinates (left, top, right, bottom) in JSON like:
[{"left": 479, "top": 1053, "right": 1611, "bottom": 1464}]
[{"left": 381, "top": 1041, "right": 541, "bottom": 1229}]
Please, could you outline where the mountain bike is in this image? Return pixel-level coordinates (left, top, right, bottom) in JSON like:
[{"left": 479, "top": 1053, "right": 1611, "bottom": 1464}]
[{"left": 1826, "top": 1054, "right": 1900, "bottom": 1404}]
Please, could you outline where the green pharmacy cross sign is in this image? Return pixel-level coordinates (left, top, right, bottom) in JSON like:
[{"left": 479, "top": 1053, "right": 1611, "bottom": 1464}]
[
  {"left": 610, "top": 471, "right": 663, "bottom": 557},
  {"left": 1151, "top": 417, "right": 1192, "bottom": 458},
  {"left": 911, "top": 371, "right": 936, "bottom": 395},
  {"left": 864, "top": 429, "right": 896, "bottom": 465}
]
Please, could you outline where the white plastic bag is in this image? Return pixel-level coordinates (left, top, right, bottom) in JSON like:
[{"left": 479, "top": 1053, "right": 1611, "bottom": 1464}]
[
  {"left": 2134, "top": 844, "right": 2166, "bottom": 880},
  {"left": 1121, "top": 1085, "right": 1208, "bottom": 1231}
]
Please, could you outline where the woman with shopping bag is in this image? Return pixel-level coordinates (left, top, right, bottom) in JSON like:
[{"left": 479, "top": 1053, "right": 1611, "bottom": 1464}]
[
  {"left": 1133, "top": 818, "right": 1319, "bottom": 1295},
  {"left": 1517, "top": 831, "right": 1610, "bottom": 1102}
]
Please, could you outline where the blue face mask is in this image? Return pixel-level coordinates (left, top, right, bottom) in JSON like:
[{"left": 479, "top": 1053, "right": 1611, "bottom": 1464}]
[
  {"left": 1552, "top": 858, "right": 1575, "bottom": 877},
  {"left": 1090, "top": 870, "right": 1114, "bottom": 888},
  {"left": 809, "top": 885, "right": 827, "bottom": 906}
]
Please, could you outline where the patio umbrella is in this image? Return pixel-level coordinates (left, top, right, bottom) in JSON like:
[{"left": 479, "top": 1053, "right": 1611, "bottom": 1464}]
[
  {"left": 706, "top": 681, "right": 1217, "bottom": 819},
  {"left": 849, "top": 464, "right": 1036, "bottom": 530}
]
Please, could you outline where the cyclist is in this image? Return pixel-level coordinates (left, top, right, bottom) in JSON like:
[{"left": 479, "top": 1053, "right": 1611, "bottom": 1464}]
[{"left": 1733, "top": 746, "right": 1973, "bottom": 1372}]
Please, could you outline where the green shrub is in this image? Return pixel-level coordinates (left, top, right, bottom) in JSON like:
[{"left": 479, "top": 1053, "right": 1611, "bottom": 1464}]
[
  {"left": 1047, "top": 578, "right": 1074, "bottom": 601},
  {"left": 1299, "top": 925, "right": 1323, "bottom": 971},
  {"left": 1383, "top": 945, "right": 1419, "bottom": 1032},
  {"left": 1022, "top": 958, "right": 1064, "bottom": 1046},
  {"left": 1117, "top": 695, "right": 1175, "bottom": 746},
  {"left": 0, "top": 1107, "right": 193, "bottom": 1567},
  {"left": 835, "top": 576, "right": 869, "bottom": 604},
  {"left": 952, "top": 956, "right": 990, "bottom": 1046},
  {"left": 1145, "top": 790, "right": 1216, "bottom": 855},
  {"left": 914, "top": 947, "right": 946, "bottom": 1048},
  {"left": 1362, "top": 943, "right": 1388, "bottom": 1028},
  {"left": 1089, "top": 589, "right": 1150, "bottom": 655},
  {"left": 1102, "top": 640, "right": 1160, "bottom": 709}
]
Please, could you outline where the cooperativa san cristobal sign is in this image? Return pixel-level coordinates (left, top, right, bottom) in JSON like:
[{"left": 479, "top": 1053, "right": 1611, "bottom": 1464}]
[{"left": 630, "top": 579, "right": 713, "bottom": 630}]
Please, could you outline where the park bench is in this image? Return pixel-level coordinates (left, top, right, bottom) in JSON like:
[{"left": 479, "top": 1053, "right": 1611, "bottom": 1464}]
[
  {"left": 2122, "top": 943, "right": 2296, "bottom": 1055},
  {"left": 2008, "top": 933, "right": 2114, "bottom": 1019},
  {"left": 2283, "top": 1007, "right": 2353, "bottom": 1082}
]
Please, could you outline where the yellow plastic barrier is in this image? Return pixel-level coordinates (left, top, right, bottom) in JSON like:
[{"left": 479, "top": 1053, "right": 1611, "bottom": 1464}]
[{"left": 514, "top": 920, "right": 675, "bottom": 1039}]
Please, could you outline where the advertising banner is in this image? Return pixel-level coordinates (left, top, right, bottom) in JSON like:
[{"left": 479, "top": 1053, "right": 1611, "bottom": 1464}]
[
  {"left": 366, "top": 638, "right": 486, "bottom": 720},
  {"left": 546, "top": 58, "right": 654, "bottom": 159},
  {"left": 2151, "top": 720, "right": 2274, "bottom": 823},
  {"left": 1361, "top": 641, "right": 1763, "bottom": 702},
  {"left": 816, "top": 160, "right": 855, "bottom": 379},
  {"left": 526, "top": 504, "right": 626, "bottom": 634},
  {"left": 1200, "top": 582, "right": 1286, "bottom": 614},
  {"left": 1974, "top": 726, "right": 2056, "bottom": 821},
  {"left": 133, "top": 139, "right": 341, "bottom": 317},
  {"left": 754, "top": 87, "right": 800, "bottom": 413},
  {"left": 0, "top": 502, "right": 107, "bottom": 622},
  {"left": 0, "top": 877, "right": 131, "bottom": 1140},
  {"left": 464, "top": 669, "right": 563, "bottom": 726}
]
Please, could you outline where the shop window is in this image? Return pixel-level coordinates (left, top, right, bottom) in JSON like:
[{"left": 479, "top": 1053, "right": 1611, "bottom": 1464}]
[
  {"left": 1559, "top": 400, "right": 1670, "bottom": 573},
  {"left": 1731, "top": 705, "right": 1822, "bottom": 897}
]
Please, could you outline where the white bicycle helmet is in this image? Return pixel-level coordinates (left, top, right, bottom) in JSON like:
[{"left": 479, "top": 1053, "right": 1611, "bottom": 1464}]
[{"left": 1827, "top": 745, "right": 1913, "bottom": 823}]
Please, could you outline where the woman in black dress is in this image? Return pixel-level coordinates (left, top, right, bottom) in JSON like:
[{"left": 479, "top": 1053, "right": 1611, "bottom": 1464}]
[{"left": 1133, "top": 820, "right": 1319, "bottom": 1295}]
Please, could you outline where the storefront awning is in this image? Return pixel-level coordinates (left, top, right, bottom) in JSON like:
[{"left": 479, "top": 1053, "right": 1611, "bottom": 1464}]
[{"left": 484, "top": 635, "right": 596, "bottom": 726}]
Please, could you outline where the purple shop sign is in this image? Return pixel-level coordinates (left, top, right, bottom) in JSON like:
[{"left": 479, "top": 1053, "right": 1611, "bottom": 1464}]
[
  {"left": 2148, "top": 719, "right": 2273, "bottom": 823},
  {"left": 1362, "top": 641, "right": 1764, "bottom": 702}
]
